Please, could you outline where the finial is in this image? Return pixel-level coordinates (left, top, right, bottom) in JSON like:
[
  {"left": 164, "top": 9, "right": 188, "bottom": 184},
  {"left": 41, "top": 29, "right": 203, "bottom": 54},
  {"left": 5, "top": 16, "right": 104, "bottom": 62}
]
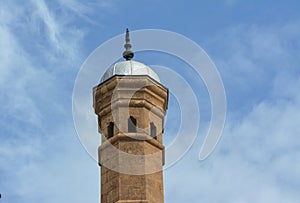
[{"left": 122, "top": 28, "right": 134, "bottom": 60}]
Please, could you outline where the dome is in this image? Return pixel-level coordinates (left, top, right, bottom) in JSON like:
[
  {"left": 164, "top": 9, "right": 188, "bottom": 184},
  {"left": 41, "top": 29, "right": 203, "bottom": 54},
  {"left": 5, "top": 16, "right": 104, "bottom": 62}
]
[{"left": 101, "top": 60, "right": 160, "bottom": 83}]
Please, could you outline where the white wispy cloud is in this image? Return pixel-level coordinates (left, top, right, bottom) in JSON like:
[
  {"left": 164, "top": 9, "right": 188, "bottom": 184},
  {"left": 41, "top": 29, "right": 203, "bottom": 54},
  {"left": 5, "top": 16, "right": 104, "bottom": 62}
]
[
  {"left": 33, "top": 0, "right": 60, "bottom": 48},
  {"left": 165, "top": 22, "right": 300, "bottom": 202},
  {"left": 0, "top": 1, "right": 111, "bottom": 202},
  {"left": 166, "top": 75, "right": 300, "bottom": 203},
  {"left": 57, "top": 0, "right": 113, "bottom": 25}
]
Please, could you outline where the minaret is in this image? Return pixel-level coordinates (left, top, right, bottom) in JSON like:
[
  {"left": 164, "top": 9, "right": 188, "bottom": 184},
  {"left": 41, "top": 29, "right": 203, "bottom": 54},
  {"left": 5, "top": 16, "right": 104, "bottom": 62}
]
[{"left": 93, "top": 29, "right": 168, "bottom": 203}]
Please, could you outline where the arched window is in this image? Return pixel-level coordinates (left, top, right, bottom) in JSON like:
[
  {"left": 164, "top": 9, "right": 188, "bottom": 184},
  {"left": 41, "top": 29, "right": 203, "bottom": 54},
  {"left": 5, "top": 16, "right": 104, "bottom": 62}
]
[
  {"left": 150, "top": 122, "right": 157, "bottom": 139},
  {"left": 128, "top": 116, "right": 137, "bottom": 132},
  {"left": 107, "top": 122, "right": 114, "bottom": 138}
]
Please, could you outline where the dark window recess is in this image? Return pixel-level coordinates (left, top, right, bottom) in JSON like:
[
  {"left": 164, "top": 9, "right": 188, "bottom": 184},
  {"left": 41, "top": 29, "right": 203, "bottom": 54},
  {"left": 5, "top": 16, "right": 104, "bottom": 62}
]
[
  {"left": 107, "top": 122, "right": 114, "bottom": 138},
  {"left": 128, "top": 116, "right": 137, "bottom": 132},
  {"left": 150, "top": 122, "right": 157, "bottom": 139}
]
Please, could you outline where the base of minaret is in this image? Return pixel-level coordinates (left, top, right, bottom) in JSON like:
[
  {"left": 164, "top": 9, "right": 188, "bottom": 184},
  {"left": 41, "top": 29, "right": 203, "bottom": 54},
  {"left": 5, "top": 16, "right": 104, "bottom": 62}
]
[{"left": 99, "top": 134, "right": 164, "bottom": 203}]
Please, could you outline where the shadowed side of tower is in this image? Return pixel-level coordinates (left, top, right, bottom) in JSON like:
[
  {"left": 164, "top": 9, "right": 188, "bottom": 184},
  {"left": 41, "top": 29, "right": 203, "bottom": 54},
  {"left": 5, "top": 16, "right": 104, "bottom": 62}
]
[{"left": 93, "top": 29, "right": 168, "bottom": 203}]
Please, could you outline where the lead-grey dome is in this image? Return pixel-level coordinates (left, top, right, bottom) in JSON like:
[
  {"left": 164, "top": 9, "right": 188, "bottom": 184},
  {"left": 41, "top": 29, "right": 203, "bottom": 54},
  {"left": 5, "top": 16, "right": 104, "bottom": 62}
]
[{"left": 101, "top": 60, "right": 160, "bottom": 83}]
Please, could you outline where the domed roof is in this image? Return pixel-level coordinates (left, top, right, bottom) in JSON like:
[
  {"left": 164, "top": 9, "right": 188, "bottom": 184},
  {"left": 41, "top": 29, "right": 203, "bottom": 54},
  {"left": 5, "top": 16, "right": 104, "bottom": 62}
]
[{"left": 101, "top": 60, "right": 160, "bottom": 83}]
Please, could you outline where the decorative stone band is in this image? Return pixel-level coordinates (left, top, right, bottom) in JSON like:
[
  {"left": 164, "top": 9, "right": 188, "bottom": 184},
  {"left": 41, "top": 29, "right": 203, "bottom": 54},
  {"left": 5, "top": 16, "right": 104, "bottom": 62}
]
[
  {"left": 98, "top": 132, "right": 165, "bottom": 175},
  {"left": 99, "top": 132, "right": 165, "bottom": 150},
  {"left": 99, "top": 97, "right": 167, "bottom": 119},
  {"left": 93, "top": 75, "right": 168, "bottom": 115}
]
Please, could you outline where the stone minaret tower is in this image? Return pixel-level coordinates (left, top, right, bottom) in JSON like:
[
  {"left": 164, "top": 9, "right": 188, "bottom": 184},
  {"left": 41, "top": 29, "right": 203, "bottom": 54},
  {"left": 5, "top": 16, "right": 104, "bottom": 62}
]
[{"left": 93, "top": 29, "right": 168, "bottom": 203}]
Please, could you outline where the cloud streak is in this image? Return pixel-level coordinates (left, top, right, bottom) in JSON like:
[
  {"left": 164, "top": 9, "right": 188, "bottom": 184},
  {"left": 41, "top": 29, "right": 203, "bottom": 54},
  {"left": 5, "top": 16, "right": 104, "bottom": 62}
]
[
  {"left": 165, "top": 22, "right": 300, "bottom": 202},
  {"left": 0, "top": 1, "right": 107, "bottom": 202}
]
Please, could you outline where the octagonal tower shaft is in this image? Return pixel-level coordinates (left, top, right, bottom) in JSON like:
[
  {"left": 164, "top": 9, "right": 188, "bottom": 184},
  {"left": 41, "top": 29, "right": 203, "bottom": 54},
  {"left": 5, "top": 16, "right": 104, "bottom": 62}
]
[{"left": 93, "top": 75, "right": 168, "bottom": 203}]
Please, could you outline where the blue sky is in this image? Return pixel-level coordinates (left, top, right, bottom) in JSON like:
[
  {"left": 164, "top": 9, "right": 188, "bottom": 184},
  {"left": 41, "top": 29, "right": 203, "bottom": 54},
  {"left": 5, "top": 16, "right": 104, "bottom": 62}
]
[{"left": 1, "top": 0, "right": 300, "bottom": 202}]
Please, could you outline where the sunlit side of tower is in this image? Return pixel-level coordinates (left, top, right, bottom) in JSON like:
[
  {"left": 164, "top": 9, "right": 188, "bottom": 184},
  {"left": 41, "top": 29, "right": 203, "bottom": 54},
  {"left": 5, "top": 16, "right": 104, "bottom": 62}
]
[{"left": 93, "top": 29, "right": 168, "bottom": 203}]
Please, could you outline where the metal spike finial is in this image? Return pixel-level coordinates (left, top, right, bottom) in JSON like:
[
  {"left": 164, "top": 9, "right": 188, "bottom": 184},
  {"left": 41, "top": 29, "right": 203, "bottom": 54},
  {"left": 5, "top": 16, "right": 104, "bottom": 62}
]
[{"left": 122, "top": 28, "right": 134, "bottom": 60}]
